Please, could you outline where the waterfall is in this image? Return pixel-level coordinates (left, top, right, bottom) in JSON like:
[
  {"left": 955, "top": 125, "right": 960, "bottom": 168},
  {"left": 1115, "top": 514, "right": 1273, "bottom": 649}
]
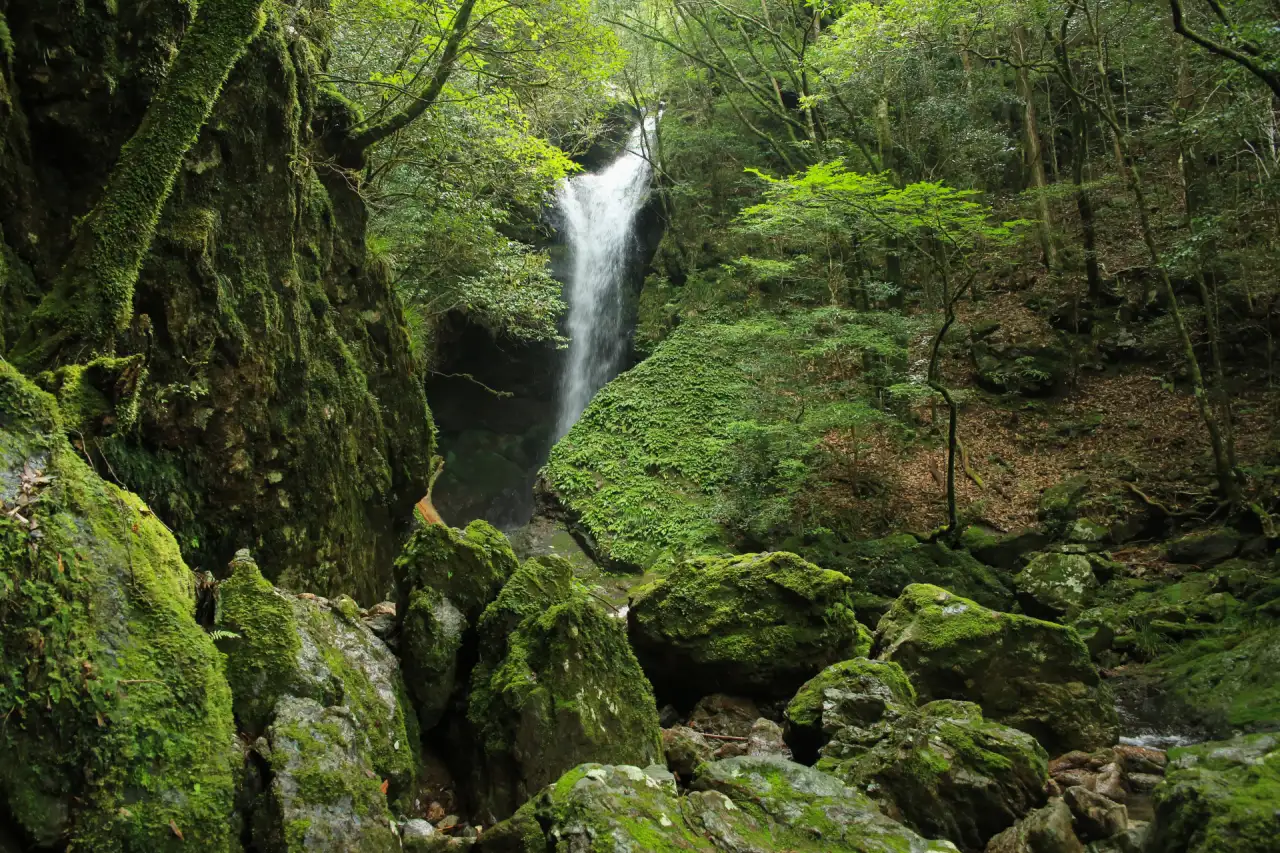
[{"left": 554, "top": 118, "right": 656, "bottom": 439}]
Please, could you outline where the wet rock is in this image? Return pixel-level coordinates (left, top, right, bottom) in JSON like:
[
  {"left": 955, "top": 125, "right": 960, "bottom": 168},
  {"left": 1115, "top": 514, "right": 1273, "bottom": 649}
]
[
  {"left": 629, "top": 551, "right": 871, "bottom": 703},
  {"left": 662, "top": 726, "right": 715, "bottom": 781},
  {"left": 985, "top": 800, "right": 1085, "bottom": 853},
  {"left": 818, "top": 699, "right": 1048, "bottom": 850},
  {"left": 658, "top": 704, "right": 683, "bottom": 728},
  {"left": 477, "top": 759, "right": 957, "bottom": 852},
  {"left": 1015, "top": 553, "right": 1098, "bottom": 620},
  {"left": 466, "top": 556, "right": 662, "bottom": 819},
  {"left": 783, "top": 658, "right": 916, "bottom": 762},
  {"left": 1147, "top": 733, "right": 1280, "bottom": 853},
  {"left": 217, "top": 554, "right": 418, "bottom": 792},
  {"left": 1086, "top": 825, "right": 1148, "bottom": 853},
  {"left": 876, "top": 584, "right": 1119, "bottom": 753},
  {"left": 265, "top": 696, "right": 400, "bottom": 852},
  {"left": 394, "top": 521, "right": 519, "bottom": 730},
  {"left": 1063, "top": 786, "right": 1127, "bottom": 841}
]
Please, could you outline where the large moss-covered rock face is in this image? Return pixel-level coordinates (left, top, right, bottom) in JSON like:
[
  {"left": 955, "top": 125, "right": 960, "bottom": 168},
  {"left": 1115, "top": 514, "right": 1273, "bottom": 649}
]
[
  {"left": 628, "top": 551, "right": 871, "bottom": 704},
  {"left": 216, "top": 553, "right": 418, "bottom": 794},
  {"left": 466, "top": 556, "right": 663, "bottom": 820},
  {"left": 876, "top": 584, "right": 1118, "bottom": 753},
  {"left": 477, "top": 758, "right": 958, "bottom": 853},
  {"left": 0, "top": 360, "right": 241, "bottom": 851},
  {"left": 817, "top": 700, "right": 1049, "bottom": 851},
  {"left": 393, "top": 521, "right": 518, "bottom": 730},
  {"left": 0, "top": 0, "right": 435, "bottom": 601},
  {"left": 1146, "top": 733, "right": 1280, "bottom": 853}
]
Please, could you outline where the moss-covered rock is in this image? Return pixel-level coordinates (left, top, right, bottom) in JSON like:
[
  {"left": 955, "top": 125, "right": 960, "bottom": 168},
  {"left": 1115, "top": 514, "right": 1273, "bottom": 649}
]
[
  {"left": 466, "top": 558, "right": 662, "bottom": 819},
  {"left": 1039, "top": 477, "right": 1090, "bottom": 537},
  {"left": 1, "top": 0, "right": 436, "bottom": 602},
  {"left": 783, "top": 658, "right": 916, "bottom": 763},
  {"left": 822, "top": 533, "right": 1015, "bottom": 616},
  {"left": 1147, "top": 627, "right": 1280, "bottom": 735},
  {"left": 0, "top": 359, "right": 240, "bottom": 850},
  {"left": 1165, "top": 528, "right": 1247, "bottom": 567},
  {"left": 263, "top": 696, "right": 400, "bottom": 853},
  {"left": 393, "top": 521, "right": 517, "bottom": 730},
  {"left": 985, "top": 800, "right": 1084, "bottom": 853},
  {"left": 961, "top": 525, "right": 1051, "bottom": 571},
  {"left": 1015, "top": 552, "right": 1098, "bottom": 620},
  {"left": 876, "top": 584, "right": 1118, "bottom": 753},
  {"left": 216, "top": 553, "right": 418, "bottom": 795},
  {"left": 628, "top": 551, "right": 870, "bottom": 704},
  {"left": 1146, "top": 733, "right": 1280, "bottom": 853},
  {"left": 478, "top": 758, "right": 957, "bottom": 853},
  {"left": 817, "top": 700, "right": 1048, "bottom": 850}
]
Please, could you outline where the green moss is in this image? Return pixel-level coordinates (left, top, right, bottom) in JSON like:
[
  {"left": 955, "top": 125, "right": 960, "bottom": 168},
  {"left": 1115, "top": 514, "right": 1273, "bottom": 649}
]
[
  {"left": 0, "top": 359, "right": 239, "bottom": 851},
  {"left": 785, "top": 658, "right": 916, "bottom": 732},
  {"left": 218, "top": 552, "right": 301, "bottom": 730},
  {"left": 1149, "top": 734, "right": 1280, "bottom": 853},
  {"left": 394, "top": 519, "right": 518, "bottom": 621},
  {"left": 630, "top": 551, "right": 869, "bottom": 702},
  {"left": 877, "top": 584, "right": 1118, "bottom": 753},
  {"left": 541, "top": 311, "right": 908, "bottom": 570}
]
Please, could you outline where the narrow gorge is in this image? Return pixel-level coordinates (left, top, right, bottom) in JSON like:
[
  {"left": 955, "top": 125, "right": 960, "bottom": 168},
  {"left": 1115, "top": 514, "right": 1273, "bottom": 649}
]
[{"left": 0, "top": 0, "right": 1277, "bottom": 851}]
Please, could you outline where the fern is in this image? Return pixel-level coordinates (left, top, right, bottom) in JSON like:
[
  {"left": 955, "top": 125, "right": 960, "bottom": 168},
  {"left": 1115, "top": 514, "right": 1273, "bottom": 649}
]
[{"left": 207, "top": 629, "right": 241, "bottom": 642}]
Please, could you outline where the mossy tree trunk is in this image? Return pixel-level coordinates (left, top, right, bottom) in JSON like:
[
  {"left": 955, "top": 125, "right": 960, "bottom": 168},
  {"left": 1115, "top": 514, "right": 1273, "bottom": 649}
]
[{"left": 9, "top": 0, "right": 268, "bottom": 371}]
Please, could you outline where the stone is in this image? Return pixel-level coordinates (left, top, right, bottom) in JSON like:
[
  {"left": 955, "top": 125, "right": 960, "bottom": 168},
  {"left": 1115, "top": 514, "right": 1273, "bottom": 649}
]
[
  {"left": 962, "top": 526, "right": 1052, "bottom": 571},
  {"left": 1166, "top": 528, "right": 1245, "bottom": 567},
  {"left": 688, "top": 694, "right": 761, "bottom": 738},
  {"left": 0, "top": 362, "right": 240, "bottom": 850},
  {"left": 476, "top": 758, "right": 958, "bottom": 853},
  {"left": 265, "top": 696, "right": 400, "bottom": 852},
  {"left": 972, "top": 332, "right": 1069, "bottom": 396},
  {"left": 876, "top": 584, "right": 1119, "bottom": 753},
  {"left": 402, "top": 818, "right": 443, "bottom": 853},
  {"left": 217, "top": 555, "right": 418, "bottom": 793},
  {"left": 628, "top": 551, "right": 871, "bottom": 703},
  {"left": 1039, "top": 477, "right": 1091, "bottom": 537},
  {"left": 1015, "top": 553, "right": 1099, "bottom": 620},
  {"left": 1063, "top": 786, "right": 1127, "bottom": 842},
  {"left": 985, "top": 800, "right": 1085, "bottom": 853},
  {"left": 662, "top": 726, "right": 715, "bottom": 781},
  {"left": 783, "top": 658, "right": 916, "bottom": 762},
  {"left": 393, "top": 520, "right": 519, "bottom": 730},
  {"left": 466, "top": 557, "right": 662, "bottom": 819},
  {"left": 746, "top": 718, "right": 790, "bottom": 758},
  {"left": 1146, "top": 733, "right": 1280, "bottom": 853},
  {"left": 818, "top": 700, "right": 1049, "bottom": 850}
]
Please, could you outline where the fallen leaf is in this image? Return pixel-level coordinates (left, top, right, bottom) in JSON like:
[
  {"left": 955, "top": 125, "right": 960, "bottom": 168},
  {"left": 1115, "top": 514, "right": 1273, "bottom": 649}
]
[
  {"left": 169, "top": 819, "right": 184, "bottom": 840},
  {"left": 57, "top": 553, "right": 64, "bottom": 573},
  {"left": 379, "top": 779, "right": 389, "bottom": 796}
]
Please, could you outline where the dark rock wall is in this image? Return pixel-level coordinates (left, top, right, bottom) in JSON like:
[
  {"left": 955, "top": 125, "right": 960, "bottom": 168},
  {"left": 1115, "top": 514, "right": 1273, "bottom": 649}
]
[{"left": 0, "top": 0, "right": 434, "bottom": 601}]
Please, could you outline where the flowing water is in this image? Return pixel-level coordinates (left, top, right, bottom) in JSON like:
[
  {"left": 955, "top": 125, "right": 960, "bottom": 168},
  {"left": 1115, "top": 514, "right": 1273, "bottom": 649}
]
[{"left": 554, "top": 118, "right": 656, "bottom": 438}]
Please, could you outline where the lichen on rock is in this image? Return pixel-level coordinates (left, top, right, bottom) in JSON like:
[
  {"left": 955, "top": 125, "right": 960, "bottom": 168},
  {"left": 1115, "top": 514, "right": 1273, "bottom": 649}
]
[
  {"left": 628, "top": 551, "right": 870, "bottom": 704},
  {"left": 876, "top": 584, "right": 1118, "bottom": 753}
]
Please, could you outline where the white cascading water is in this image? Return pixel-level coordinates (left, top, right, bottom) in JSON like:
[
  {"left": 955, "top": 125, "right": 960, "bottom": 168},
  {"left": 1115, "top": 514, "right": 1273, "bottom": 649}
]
[{"left": 554, "top": 118, "right": 656, "bottom": 438}]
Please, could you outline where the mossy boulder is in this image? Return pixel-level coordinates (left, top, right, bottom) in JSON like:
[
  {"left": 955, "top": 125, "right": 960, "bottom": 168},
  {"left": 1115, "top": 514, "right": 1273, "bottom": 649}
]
[
  {"left": 1039, "top": 477, "right": 1090, "bottom": 537},
  {"left": 216, "top": 553, "right": 418, "bottom": 794},
  {"left": 961, "top": 526, "right": 1051, "bottom": 571},
  {"left": 1014, "top": 552, "right": 1099, "bottom": 620},
  {"left": 628, "top": 551, "right": 870, "bottom": 704},
  {"left": 466, "top": 557, "right": 662, "bottom": 819},
  {"left": 393, "top": 520, "right": 518, "bottom": 730},
  {"left": 817, "top": 700, "right": 1048, "bottom": 850},
  {"left": 1146, "top": 733, "right": 1280, "bottom": 853},
  {"left": 985, "top": 800, "right": 1084, "bottom": 853},
  {"left": 972, "top": 333, "right": 1068, "bottom": 396},
  {"left": 783, "top": 659, "right": 916, "bottom": 763},
  {"left": 0, "top": 359, "right": 241, "bottom": 850},
  {"left": 262, "top": 696, "right": 400, "bottom": 853},
  {"left": 478, "top": 758, "right": 958, "bottom": 853},
  {"left": 876, "top": 584, "right": 1118, "bottom": 753},
  {"left": 823, "top": 533, "right": 1014, "bottom": 616},
  {"left": 1148, "top": 627, "right": 1280, "bottom": 735},
  {"left": 1165, "top": 528, "right": 1246, "bottom": 567}
]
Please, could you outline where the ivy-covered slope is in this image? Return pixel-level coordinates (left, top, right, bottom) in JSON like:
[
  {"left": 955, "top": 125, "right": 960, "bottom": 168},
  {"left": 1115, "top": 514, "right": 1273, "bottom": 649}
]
[
  {"left": 0, "top": 0, "right": 434, "bottom": 600},
  {"left": 538, "top": 311, "right": 908, "bottom": 570}
]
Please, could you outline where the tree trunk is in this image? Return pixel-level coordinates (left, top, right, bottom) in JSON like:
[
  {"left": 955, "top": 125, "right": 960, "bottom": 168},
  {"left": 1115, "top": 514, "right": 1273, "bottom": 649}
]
[
  {"left": 1014, "top": 25, "right": 1057, "bottom": 270},
  {"left": 11, "top": 0, "right": 268, "bottom": 370}
]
